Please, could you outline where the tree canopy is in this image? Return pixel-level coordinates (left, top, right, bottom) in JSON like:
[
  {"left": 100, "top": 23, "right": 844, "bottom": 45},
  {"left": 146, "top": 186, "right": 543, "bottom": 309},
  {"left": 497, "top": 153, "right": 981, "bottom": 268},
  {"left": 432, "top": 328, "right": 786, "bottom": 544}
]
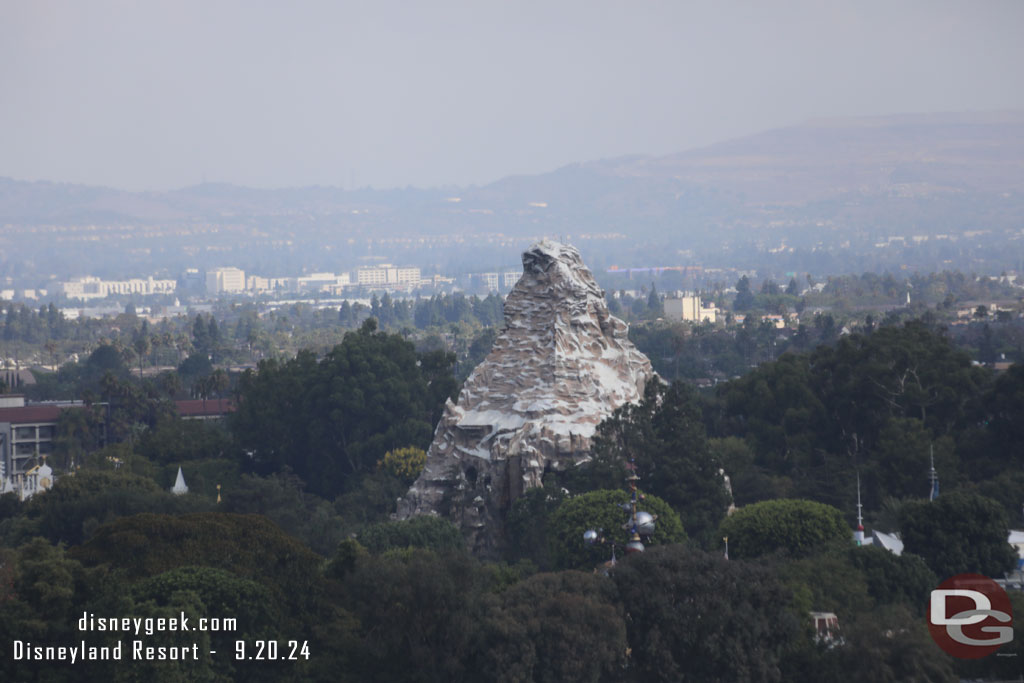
[
  {"left": 580, "top": 381, "right": 731, "bottom": 548},
  {"left": 231, "top": 319, "right": 456, "bottom": 497},
  {"left": 547, "top": 489, "right": 685, "bottom": 570},
  {"left": 900, "top": 490, "right": 1017, "bottom": 579},
  {"left": 718, "top": 498, "right": 850, "bottom": 560}
]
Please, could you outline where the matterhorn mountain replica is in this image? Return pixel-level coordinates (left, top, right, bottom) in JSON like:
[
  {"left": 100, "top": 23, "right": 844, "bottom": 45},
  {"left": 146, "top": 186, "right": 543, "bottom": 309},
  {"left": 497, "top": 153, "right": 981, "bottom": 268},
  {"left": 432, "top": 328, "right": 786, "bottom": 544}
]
[{"left": 397, "top": 240, "right": 655, "bottom": 555}]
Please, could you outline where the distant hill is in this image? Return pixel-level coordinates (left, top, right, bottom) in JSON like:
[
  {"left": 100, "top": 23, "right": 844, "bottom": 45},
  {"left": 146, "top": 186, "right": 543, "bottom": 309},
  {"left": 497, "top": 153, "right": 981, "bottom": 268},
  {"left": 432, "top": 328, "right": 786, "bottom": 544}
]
[
  {"left": 1, "top": 111, "right": 1022, "bottom": 272},
  {"left": 600, "top": 110, "right": 1024, "bottom": 202}
]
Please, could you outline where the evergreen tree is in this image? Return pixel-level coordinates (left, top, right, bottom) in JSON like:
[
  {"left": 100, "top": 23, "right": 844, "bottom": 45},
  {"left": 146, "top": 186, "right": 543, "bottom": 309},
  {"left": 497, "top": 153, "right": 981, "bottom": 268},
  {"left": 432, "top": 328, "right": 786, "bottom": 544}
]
[{"left": 734, "top": 275, "right": 756, "bottom": 311}]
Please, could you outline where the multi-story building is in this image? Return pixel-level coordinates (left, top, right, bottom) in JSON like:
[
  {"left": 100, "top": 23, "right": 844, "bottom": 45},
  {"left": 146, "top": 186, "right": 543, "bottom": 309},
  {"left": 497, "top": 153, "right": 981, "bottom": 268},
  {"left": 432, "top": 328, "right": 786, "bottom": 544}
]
[
  {"left": 205, "top": 267, "right": 247, "bottom": 294},
  {"left": 355, "top": 265, "right": 421, "bottom": 289},
  {"left": 297, "top": 272, "right": 351, "bottom": 294},
  {"left": 60, "top": 276, "right": 176, "bottom": 300},
  {"left": 503, "top": 271, "right": 522, "bottom": 289},
  {"left": 247, "top": 276, "right": 296, "bottom": 293},
  {"left": 0, "top": 395, "right": 62, "bottom": 475},
  {"left": 60, "top": 277, "right": 104, "bottom": 299},
  {"left": 664, "top": 295, "right": 717, "bottom": 323},
  {"left": 479, "top": 273, "right": 499, "bottom": 292}
]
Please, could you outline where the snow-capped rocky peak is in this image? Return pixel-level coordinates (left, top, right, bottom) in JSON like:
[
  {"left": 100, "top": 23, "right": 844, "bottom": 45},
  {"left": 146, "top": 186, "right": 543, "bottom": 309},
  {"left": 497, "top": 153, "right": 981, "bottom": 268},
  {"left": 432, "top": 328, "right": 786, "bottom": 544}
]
[{"left": 396, "top": 240, "right": 655, "bottom": 555}]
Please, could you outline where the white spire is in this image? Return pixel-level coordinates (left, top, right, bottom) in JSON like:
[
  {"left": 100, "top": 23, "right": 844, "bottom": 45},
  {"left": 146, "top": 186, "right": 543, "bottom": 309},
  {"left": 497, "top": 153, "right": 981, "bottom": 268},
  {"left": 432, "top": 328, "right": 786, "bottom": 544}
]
[{"left": 171, "top": 467, "right": 189, "bottom": 495}]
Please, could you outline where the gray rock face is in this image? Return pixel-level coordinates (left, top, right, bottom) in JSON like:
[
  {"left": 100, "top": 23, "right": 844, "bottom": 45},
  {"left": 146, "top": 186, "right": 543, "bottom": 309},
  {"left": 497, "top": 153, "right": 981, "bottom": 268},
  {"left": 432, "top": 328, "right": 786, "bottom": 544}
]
[{"left": 396, "top": 240, "right": 654, "bottom": 555}]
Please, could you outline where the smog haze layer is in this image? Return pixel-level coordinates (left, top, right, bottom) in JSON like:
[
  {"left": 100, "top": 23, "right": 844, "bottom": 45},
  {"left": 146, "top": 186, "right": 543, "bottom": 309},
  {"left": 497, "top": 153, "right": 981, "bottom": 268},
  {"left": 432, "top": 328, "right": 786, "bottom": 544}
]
[{"left": 2, "top": 0, "right": 1022, "bottom": 191}]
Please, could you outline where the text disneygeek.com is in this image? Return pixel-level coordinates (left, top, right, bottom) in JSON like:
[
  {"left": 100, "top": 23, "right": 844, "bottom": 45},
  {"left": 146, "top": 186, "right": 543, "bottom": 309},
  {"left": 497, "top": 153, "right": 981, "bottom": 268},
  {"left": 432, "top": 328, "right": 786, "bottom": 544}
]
[{"left": 10, "top": 611, "right": 310, "bottom": 664}]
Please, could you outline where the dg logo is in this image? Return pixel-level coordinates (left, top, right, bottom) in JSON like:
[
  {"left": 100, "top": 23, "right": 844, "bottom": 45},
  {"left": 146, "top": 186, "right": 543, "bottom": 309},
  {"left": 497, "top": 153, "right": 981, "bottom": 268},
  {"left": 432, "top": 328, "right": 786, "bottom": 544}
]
[{"left": 929, "top": 573, "right": 1014, "bottom": 659}]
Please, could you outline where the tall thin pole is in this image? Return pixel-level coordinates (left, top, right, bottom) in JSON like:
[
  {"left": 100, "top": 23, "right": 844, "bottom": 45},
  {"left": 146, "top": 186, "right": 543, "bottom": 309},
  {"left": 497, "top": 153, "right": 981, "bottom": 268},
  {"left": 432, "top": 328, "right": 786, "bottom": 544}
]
[
  {"left": 855, "top": 472, "right": 865, "bottom": 545},
  {"left": 929, "top": 445, "right": 939, "bottom": 501}
]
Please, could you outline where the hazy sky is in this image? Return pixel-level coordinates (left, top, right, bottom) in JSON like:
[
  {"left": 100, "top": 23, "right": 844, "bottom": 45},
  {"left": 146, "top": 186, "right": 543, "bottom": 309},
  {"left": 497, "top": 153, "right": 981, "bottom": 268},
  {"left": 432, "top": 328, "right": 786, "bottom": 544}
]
[{"left": 2, "top": 0, "right": 1022, "bottom": 191}]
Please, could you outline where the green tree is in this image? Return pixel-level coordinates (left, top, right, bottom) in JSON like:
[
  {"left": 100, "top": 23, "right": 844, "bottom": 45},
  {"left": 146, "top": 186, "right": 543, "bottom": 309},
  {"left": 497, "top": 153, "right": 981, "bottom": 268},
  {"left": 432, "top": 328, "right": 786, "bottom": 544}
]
[
  {"left": 137, "top": 415, "right": 236, "bottom": 464},
  {"left": 130, "top": 566, "right": 291, "bottom": 682},
  {"left": 547, "top": 489, "right": 685, "bottom": 570},
  {"left": 614, "top": 546, "right": 801, "bottom": 682},
  {"left": 0, "top": 539, "right": 127, "bottom": 682},
  {"left": 132, "top": 333, "right": 151, "bottom": 379},
  {"left": 476, "top": 570, "right": 627, "bottom": 683},
  {"left": 585, "top": 381, "right": 731, "bottom": 547},
  {"left": 81, "top": 344, "right": 130, "bottom": 390},
  {"left": 378, "top": 445, "right": 427, "bottom": 483},
  {"left": 734, "top": 275, "right": 756, "bottom": 311},
  {"left": 342, "top": 549, "right": 486, "bottom": 682},
  {"left": 712, "top": 320, "right": 988, "bottom": 512},
  {"left": 52, "top": 404, "right": 106, "bottom": 470},
  {"left": 71, "top": 512, "right": 324, "bottom": 630},
  {"left": 4, "top": 470, "right": 203, "bottom": 547},
  {"left": 844, "top": 545, "right": 937, "bottom": 612},
  {"left": 359, "top": 516, "right": 464, "bottom": 554},
  {"left": 718, "top": 499, "right": 850, "bottom": 560},
  {"left": 965, "top": 363, "right": 1024, "bottom": 479},
  {"left": 505, "top": 484, "right": 566, "bottom": 569},
  {"left": 220, "top": 472, "right": 345, "bottom": 556},
  {"left": 231, "top": 319, "right": 453, "bottom": 497},
  {"left": 900, "top": 490, "right": 1017, "bottom": 579},
  {"left": 646, "top": 284, "right": 663, "bottom": 318},
  {"left": 784, "top": 606, "right": 956, "bottom": 682}
]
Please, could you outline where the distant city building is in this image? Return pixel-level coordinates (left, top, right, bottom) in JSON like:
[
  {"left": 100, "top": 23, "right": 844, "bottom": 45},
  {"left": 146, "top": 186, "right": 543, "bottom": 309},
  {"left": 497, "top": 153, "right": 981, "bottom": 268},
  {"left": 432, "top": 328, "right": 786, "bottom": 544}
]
[
  {"left": 297, "top": 272, "right": 351, "bottom": 294},
  {"left": 480, "top": 272, "right": 499, "bottom": 292},
  {"left": 247, "top": 276, "right": 296, "bottom": 293},
  {"left": 469, "top": 270, "right": 521, "bottom": 293},
  {"left": 180, "top": 268, "right": 204, "bottom": 292},
  {"left": 503, "top": 271, "right": 522, "bottom": 289},
  {"left": 60, "top": 276, "right": 176, "bottom": 300},
  {"left": 0, "top": 396, "right": 62, "bottom": 476},
  {"left": 664, "top": 295, "right": 717, "bottom": 323},
  {"left": 206, "top": 267, "right": 247, "bottom": 294},
  {"left": 356, "top": 264, "right": 421, "bottom": 289},
  {"left": 761, "top": 314, "right": 789, "bottom": 329},
  {"left": 422, "top": 274, "right": 455, "bottom": 288},
  {"left": 247, "top": 275, "right": 270, "bottom": 292}
]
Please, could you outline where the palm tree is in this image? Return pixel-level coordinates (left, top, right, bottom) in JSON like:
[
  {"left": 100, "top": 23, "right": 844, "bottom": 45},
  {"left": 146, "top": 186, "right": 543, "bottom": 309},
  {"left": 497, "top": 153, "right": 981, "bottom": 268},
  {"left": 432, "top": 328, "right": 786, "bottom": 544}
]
[
  {"left": 133, "top": 335, "right": 151, "bottom": 378},
  {"left": 209, "top": 369, "right": 231, "bottom": 412},
  {"left": 196, "top": 374, "right": 211, "bottom": 411}
]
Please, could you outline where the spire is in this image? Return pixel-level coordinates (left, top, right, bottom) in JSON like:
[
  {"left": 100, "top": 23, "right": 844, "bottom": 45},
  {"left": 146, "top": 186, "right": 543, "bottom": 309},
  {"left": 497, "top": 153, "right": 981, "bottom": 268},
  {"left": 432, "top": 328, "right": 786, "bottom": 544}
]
[
  {"left": 171, "top": 467, "right": 189, "bottom": 495},
  {"left": 928, "top": 446, "right": 939, "bottom": 501},
  {"left": 854, "top": 472, "right": 865, "bottom": 545}
]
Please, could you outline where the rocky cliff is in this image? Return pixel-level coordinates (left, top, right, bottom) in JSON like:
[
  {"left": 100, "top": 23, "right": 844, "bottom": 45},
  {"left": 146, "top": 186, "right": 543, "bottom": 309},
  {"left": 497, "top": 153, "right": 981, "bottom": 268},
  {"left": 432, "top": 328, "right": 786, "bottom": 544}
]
[{"left": 396, "top": 240, "right": 655, "bottom": 555}]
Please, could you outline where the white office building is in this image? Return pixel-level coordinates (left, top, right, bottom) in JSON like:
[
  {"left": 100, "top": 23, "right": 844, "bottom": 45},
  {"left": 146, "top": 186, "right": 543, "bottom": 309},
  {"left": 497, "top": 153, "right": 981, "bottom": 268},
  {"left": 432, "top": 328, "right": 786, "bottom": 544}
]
[
  {"left": 664, "top": 295, "right": 717, "bottom": 323},
  {"left": 206, "top": 267, "right": 247, "bottom": 294},
  {"left": 356, "top": 265, "right": 421, "bottom": 288}
]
